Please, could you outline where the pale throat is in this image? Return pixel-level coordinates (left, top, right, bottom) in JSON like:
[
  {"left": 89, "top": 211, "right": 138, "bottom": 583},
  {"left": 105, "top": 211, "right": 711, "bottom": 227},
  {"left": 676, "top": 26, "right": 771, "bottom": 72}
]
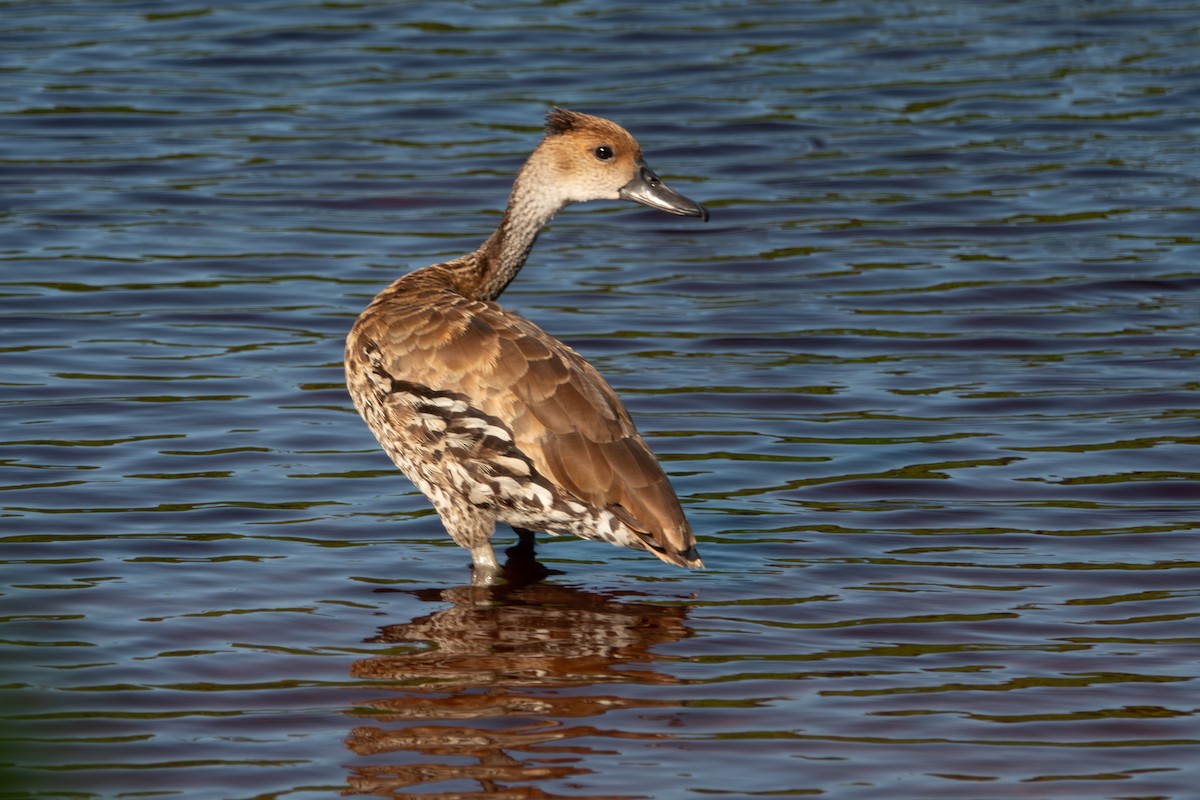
[{"left": 449, "top": 151, "right": 574, "bottom": 301}]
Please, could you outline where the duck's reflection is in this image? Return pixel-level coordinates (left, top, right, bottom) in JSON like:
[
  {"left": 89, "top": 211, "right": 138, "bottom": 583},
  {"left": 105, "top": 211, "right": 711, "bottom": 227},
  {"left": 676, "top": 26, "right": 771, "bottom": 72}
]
[{"left": 344, "top": 544, "right": 691, "bottom": 798}]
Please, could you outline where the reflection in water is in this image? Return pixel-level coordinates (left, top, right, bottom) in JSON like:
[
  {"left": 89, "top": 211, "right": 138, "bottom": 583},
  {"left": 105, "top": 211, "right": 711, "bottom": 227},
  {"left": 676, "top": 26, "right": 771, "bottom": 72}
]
[{"left": 345, "top": 546, "right": 691, "bottom": 798}]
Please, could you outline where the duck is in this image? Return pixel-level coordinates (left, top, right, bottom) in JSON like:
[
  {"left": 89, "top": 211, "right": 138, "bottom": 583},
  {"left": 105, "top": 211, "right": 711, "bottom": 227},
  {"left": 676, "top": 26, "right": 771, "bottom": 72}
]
[{"left": 344, "top": 108, "right": 707, "bottom": 582}]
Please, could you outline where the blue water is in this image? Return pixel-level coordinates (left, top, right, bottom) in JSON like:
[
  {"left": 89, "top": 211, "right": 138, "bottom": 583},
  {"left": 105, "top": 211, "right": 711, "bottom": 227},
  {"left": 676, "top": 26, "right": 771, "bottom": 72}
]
[{"left": 4, "top": 1, "right": 1200, "bottom": 798}]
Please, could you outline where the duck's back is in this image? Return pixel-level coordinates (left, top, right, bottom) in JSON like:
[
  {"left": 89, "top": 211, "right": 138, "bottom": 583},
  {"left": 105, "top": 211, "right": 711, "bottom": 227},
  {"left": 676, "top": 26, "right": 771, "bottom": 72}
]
[{"left": 345, "top": 266, "right": 700, "bottom": 567}]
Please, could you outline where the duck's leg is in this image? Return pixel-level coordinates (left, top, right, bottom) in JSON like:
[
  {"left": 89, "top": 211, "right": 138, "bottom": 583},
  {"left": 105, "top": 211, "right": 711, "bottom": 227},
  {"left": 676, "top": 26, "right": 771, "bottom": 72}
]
[
  {"left": 430, "top": 497, "right": 501, "bottom": 583},
  {"left": 510, "top": 527, "right": 537, "bottom": 555},
  {"left": 470, "top": 553, "right": 501, "bottom": 586}
]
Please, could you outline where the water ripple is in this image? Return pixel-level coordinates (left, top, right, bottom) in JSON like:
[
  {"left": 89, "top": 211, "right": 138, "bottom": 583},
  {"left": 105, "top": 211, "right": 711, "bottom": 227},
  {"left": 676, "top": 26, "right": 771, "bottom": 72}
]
[{"left": 4, "top": 1, "right": 1200, "bottom": 798}]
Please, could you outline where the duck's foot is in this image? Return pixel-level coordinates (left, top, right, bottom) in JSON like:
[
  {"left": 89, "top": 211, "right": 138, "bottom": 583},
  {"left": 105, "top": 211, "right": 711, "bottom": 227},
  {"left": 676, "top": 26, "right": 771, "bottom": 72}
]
[
  {"left": 502, "top": 528, "right": 559, "bottom": 584},
  {"left": 468, "top": 531, "right": 557, "bottom": 586},
  {"left": 468, "top": 543, "right": 502, "bottom": 586}
]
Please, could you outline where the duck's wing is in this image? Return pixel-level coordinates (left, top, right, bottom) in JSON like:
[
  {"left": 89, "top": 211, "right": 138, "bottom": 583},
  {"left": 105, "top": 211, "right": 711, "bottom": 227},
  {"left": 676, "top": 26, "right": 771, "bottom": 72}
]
[{"left": 348, "top": 288, "right": 700, "bottom": 568}]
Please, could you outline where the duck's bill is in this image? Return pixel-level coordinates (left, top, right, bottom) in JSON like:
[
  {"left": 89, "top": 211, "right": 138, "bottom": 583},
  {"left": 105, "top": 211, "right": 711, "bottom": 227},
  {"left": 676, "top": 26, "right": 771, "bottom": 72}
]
[{"left": 619, "top": 163, "right": 709, "bottom": 221}]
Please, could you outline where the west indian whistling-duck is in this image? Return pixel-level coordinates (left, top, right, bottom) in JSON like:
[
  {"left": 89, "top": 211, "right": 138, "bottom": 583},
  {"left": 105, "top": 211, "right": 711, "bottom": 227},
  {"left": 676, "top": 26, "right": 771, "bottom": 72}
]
[{"left": 345, "top": 108, "right": 707, "bottom": 582}]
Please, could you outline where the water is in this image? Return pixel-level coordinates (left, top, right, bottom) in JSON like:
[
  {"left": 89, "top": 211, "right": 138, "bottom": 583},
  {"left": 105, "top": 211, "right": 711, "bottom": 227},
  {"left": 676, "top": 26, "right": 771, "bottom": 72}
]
[{"left": 3, "top": 1, "right": 1200, "bottom": 798}]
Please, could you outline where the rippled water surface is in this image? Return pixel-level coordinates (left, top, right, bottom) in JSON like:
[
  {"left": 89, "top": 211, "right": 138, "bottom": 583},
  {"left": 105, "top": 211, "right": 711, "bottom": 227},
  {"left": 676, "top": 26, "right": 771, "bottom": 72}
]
[{"left": 4, "top": 1, "right": 1200, "bottom": 798}]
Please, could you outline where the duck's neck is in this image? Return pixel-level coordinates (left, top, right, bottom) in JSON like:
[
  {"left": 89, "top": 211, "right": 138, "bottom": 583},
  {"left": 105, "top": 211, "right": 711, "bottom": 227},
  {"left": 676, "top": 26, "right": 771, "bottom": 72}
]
[{"left": 445, "top": 156, "right": 565, "bottom": 301}]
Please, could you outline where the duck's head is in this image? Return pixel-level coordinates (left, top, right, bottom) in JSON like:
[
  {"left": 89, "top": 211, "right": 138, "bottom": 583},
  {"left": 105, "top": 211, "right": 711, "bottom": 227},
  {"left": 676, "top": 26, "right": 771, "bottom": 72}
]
[{"left": 536, "top": 107, "right": 709, "bottom": 222}]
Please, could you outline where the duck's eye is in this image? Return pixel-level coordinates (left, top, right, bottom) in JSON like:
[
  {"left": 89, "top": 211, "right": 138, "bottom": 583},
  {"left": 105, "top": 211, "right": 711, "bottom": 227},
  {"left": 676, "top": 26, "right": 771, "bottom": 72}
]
[{"left": 594, "top": 145, "right": 614, "bottom": 161}]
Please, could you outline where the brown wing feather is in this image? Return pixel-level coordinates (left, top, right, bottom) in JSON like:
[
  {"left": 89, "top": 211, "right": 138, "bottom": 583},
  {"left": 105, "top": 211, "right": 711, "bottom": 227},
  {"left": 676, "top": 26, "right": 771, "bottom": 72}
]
[{"left": 352, "top": 274, "right": 696, "bottom": 563}]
